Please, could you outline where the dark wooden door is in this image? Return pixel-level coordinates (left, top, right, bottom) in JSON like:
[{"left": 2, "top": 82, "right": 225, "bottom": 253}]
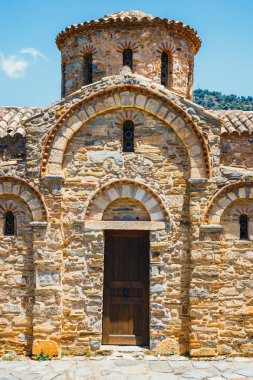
[{"left": 102, "top": 230, "right": 149, "bottom": 345}]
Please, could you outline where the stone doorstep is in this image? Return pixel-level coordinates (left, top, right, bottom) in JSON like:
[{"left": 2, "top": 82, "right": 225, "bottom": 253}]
[{"left": 100, "top": 345, "right": 149, "bottom": 352}]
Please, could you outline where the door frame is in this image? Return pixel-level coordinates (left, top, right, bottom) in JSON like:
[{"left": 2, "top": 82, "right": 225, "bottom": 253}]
[{"left": 102, "top": 229, "right": 150, "bottom": 346}]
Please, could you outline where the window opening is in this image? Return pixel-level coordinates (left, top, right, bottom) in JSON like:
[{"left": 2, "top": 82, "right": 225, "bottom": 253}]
[
  {"left": 4, "top": 211, "right": 15, "bottom": 236},
  {"left": 83, "top": 54, "right": 93, "bottom": 85},
  {"left": 161, "top": 51, "right": 169, "bottom": 86},
  {"left": 240, "top": 214, "right": 248, "bottom": 240},
  {"left": 123, "top": 49, "right": 133, "bottom": 69},
  {"left": 123, "top": 120, "right": 134, "bottom": 152}
]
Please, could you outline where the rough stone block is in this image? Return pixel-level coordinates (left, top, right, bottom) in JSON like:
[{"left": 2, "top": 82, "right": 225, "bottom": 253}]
[{"left": 32, "top": 340, "right": 59, "bottom": 356}]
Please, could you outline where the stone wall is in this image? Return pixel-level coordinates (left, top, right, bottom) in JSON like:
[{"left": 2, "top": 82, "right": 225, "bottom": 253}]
[
  {"left": 1, "top": 67, "right": 253, "bottom": 358},
  {"left": 58, "top": 107, "right": 191, "bottom": 354},
  {"left": 0, "top": 196, "right": 34, "bottom": 355},
  {"left": 221, "top": 135, "right": 253, "bottom": 169},
  {"left": 217, "top": 200, "right": 253, "bottom": 356},
  {"left": 60, "top": 25, "right": 195, "bottom": 99}
]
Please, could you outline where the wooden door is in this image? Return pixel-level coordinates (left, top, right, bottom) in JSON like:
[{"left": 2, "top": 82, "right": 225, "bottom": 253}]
[{"left": 102, "top": 230, "right": 149, "bottom": 345}]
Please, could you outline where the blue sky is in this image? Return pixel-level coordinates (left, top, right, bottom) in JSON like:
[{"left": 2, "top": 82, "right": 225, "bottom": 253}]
[{"left": 0, "top": 0, "right": 252, "bottom": 107}]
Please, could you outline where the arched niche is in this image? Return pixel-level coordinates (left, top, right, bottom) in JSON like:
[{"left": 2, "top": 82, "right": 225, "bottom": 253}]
[
  {"left": 103, "top": 198, "right": 151, "bottom": 221},
  {"left": 41, "top": 84, "right": 211, "bottom": 179},
  {"left": 220, "top": 199, "right": 253, "bottom": 241},
  {"left": 0, "top": 176, "right": 48, "bottom": 223},
  {"left": 204, "top": 181, "right": 253, "bottom": 225},
  {"left": 0, "top": 196, "right": 33, "bottom": 236},
  {"left": 84, "top": 180, "right": 169, "bottom": 230}
]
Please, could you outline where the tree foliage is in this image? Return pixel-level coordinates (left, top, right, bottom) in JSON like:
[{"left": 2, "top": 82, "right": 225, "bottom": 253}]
[{"left": 193, "top": 89, "right": 253, "bottom": 111}]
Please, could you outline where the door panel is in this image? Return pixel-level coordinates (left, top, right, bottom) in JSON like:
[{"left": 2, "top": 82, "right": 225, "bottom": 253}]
[{"left": 102, "top": 230, "right": 149, "bottom": 345}]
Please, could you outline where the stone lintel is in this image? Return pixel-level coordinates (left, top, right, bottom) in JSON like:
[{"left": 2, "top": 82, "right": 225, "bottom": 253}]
[
  {"left": 150, "top": 261, "right": 166, "bottom": 267},
  {"left": 188, "top": 177, "right": 209, "bottom": 191},
  {"left": 30, "top": 221, "right": 48, "bottom": 227},
  {"left": 188, "top": 178, "right": 209, "bottom": 184},
  {"left": 44, "top": 175, "right": 65, "bottom": 181},
  {"left": 200, "top": 224, "right": 224, "bottom": 232},
  {"left": 84, "top": 220, "right": 166, "bottom": 230}
]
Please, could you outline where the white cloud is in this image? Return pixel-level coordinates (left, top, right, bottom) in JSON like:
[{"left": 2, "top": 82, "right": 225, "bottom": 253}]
[
  {"left": 0, "top": 53, "right": 29, "bottom": 78},
  {"left": 20, "top": 48, "right": 47, "bottom": 60},
  {"left": 0, "top": 48, "right": 47, "bottom": 79}
]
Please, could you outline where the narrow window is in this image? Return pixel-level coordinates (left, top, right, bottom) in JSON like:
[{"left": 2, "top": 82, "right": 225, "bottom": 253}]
[
  {"left": 161, "top": 51, "right": 169, "bottom": 86},
  {"left": 61, "top": 62, "right": 66, "bottom": 98},
  {"left": 240, "top": 214, "right": 248, "bottom": 240},
  {"left": 83, "top": 54, "right": 93, "bottom": 85},
  {"left": 123, "top": 49, "right": 133, "bottom": 69},
  {"left": 123, "top": 120, "right": 134, "bottom": 152},
  {"left": 4, "top": 211, "right": 15, "bottom": 236}
]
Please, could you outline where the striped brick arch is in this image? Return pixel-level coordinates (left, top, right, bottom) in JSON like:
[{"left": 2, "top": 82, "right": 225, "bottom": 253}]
[
  {"left": 204, "top": 181, "right": 253, "bottom": 224},
  {"left": 0, "top": 176, "right": 48, "bottom": 222},
  {"left": 85, "top": 179, "right": 169, "bottom": 222},
  {"left": 41, "top": 83, "right": 211, "bottom": 179}
]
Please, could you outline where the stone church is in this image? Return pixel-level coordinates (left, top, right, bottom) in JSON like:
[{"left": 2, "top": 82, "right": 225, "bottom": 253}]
[{"left": 0, "top": 10, "right": 253, "bottom": 358}]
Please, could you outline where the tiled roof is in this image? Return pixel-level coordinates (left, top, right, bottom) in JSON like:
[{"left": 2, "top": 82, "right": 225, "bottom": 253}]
[
  {"left": 103, "top": 10, "right": 153, "bottom": 21},
  {"left": 212, "top": 110, "right": 253, "bottom": 135},
  {"left": 0, "top": 107, "right": 43, "bottom": 138},
  {"left": 55, "top": 10, "right": 201, "bottom": 53}
]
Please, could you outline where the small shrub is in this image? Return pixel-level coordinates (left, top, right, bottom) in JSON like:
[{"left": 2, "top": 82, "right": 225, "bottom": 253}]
[
  {"left": 2, "top": 354, "right": 16, "bottom": 361},
  {"left": 83, "top": 350, "right": 95, "bottom": 358},
  {"left": 97, "top": 349, "right": 113, "bottom": 356},
  {"left": 164, "top": 351, "right": 175, "bottom": 356},
  {"left": 36, "top": 350, "right": 51, "bottom": 362}
]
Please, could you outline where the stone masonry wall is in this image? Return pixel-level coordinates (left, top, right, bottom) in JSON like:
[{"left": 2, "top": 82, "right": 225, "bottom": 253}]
[
  {"left": 58, "top": 108, "right": 191, "bottom": 354},
  {"left": 0, "top": 197, "right": 34, "bottom": 355},
  {"left": 221, "top": 135, "right": 253, "bottom": 169},
  {"left": 61, "top": 25, "right": 195, "bottom": 99},
  {"left": 1, "top": 68, "right": 253, "bottom": 358}
]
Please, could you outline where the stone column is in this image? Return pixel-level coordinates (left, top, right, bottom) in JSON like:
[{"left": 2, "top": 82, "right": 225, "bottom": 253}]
[
  {"left": 150, "top": 225, "right": 187, "bottom": 355},
  {"left": 188, "top": 178, "right": 222, "bottom": 357},
  {"left": 31, "top": 218, "right": 62, "bottom": 356}
]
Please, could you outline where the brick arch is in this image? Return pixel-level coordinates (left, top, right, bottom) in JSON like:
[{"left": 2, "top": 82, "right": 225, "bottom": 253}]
[
  {"left": 116, "top": 41, "right": 139, "bottom": 53},
  {"left": 41, "top": 85, "right": 211, "bottom": 179},
  {"left": 204, "top": 181, "right": 253, "bottom": 224},
  {"left": 79, "top": 44, "right": 97, "bottom": 56},
  {"left": 0, "top": 197, "right": 33, "bottom": 236},
  {"left": 157, "top": 42, "right": 177, "bottom": 55},
  {"left": 85, "top": 179, "right": 169, "bottom": 222},
  {"left": 0, "top": 176, "right": 48, "bottom": 222}
]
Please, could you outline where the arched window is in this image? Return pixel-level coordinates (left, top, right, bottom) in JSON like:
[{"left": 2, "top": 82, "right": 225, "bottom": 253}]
[
  {"left": 83, "top": 54, "right": 93, "bottom": 85},
  {"left": 61, "top": 62, "right": 66, "bottom": 98},
  {"left": 4, "top": 211, "right": 15, "bottom": 236},
  {"left": 240, "top": 214, "right": 248, "bottom": 240},
  {"left": 161, "top": 51, "right": 169, "bottom": 86},
  {"left": 123, "top": 120, "right": 134, "bottom": 152},
  {"left": 123, "top": 49, "right": 133, "bottom": 69}
]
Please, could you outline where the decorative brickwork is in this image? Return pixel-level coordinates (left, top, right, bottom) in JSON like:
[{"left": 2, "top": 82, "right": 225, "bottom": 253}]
[
  {"left": 56, "top": 11, "right": 200, "bottom": 99},
  {"left": 0, "top": 9, "right": 252, "bottom": 358}
]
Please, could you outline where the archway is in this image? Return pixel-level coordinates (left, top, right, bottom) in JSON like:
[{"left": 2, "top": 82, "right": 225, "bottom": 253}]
[
  {"left": 85, "top": 179, "right": 168, "bottom": 223},
  {"left": 41, "top": 84, "right": 211, "bottom": 179},
  {"left": 204, "top": 181, "right": 253, "bottom": 225}
]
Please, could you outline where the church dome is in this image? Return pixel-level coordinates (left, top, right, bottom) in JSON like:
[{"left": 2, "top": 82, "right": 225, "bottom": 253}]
[
  {"left": 57, "top": 10, "right": 201, "bottom": 100},
  {"left": 56, "top": 10, "right": 201, "bottom": 53}
]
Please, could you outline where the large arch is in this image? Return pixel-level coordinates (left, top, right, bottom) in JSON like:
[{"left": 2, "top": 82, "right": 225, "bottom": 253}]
[
  {"left": 0, "top": 176, "right": 48, "bottom": 222},
  {"left": 41, "top": 84, "right": 211, "bottom": 179},
  {"left": 204, "top": 181, "right": 253, "bottom": 224},
  {"left": 85, "top": 179, "right": 169, "bottom": 222}
]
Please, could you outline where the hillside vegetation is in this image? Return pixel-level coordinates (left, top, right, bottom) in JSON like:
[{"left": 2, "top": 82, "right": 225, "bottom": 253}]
[{"left": 193, "top": 89, "right": 253, "bottom": 111}]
